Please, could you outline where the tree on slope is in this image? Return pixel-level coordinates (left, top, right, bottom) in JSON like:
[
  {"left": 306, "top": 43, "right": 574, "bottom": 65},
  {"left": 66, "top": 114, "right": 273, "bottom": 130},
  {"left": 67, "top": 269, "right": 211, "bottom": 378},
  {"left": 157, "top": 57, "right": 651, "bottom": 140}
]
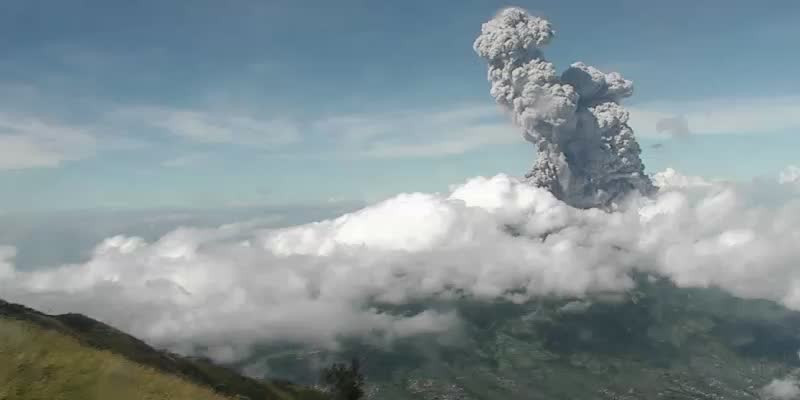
[{"left": 320, "top": 357, "right": 365, "bottom": 400}]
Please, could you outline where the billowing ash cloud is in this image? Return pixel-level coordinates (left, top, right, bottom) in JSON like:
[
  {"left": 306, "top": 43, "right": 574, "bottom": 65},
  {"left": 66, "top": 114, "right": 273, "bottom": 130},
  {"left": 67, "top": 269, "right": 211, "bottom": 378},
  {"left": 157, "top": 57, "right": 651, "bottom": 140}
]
[{"left": 473, "top": 7, "right": 654, "bottom": 208}]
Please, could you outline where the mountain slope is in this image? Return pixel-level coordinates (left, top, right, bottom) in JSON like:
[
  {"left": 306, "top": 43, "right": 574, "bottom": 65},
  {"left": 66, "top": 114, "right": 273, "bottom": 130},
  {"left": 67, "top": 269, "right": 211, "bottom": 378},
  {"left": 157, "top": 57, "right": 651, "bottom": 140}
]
[
  {"left": 0, "top": 317, "right": 231, "bottom": 400},
  {"left": 247, "top": 276, "right": 800, "bottom": 399},
  {"left": 0, "top": 299, "right": 327, "bottom": 400}
]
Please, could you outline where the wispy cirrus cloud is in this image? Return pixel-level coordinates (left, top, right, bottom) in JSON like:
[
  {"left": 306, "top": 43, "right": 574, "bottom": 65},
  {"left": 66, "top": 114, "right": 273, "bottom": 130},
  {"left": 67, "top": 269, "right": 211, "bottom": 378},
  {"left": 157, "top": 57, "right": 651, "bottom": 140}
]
[
  {"left": 112, "top": 106, "right": 301, "bottom": 148},
  {"left": 361, "top": 123, "right": 516, "bottom": 158},
  {"left": 5, "top": 93, "right": 799, "bottom": 172},
  {"left": 150, "top": 103, "right": 518, "bottom": 165},
  {"left": 629, "top": 95, "right": 800, "bottom": 137},
  {"left": 0, "top": 113, "right": 96, "bottom": 170},
  {"left": 160, "top": 153, "right": 213, "bottom": 168},
  {"left": 0, "top": 99, "right": 520, "bottom": 172},
  {"left": 312, "top": 104, "right": 518, "bottom": 158}
]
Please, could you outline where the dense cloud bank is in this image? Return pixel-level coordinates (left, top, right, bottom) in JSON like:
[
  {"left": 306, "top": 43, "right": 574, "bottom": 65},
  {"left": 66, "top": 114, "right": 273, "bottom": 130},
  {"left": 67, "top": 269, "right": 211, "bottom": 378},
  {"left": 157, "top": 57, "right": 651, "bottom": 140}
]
[
  {"left": 1, "top": 169, "right": 799, "bottom": 362},
  {"left": 474, "top": 7, "right": 654, "bottom": 208}
]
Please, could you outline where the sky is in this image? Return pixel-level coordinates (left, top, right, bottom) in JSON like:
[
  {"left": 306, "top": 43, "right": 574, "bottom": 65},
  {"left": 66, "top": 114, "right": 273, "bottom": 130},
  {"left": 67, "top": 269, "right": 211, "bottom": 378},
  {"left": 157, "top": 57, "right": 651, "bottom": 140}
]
[
  {"left": 1, "top": 0, "right": 799, "bottom": 212},
  {"left": 2, "top": 1, "right": 800, "bottom": 372}
]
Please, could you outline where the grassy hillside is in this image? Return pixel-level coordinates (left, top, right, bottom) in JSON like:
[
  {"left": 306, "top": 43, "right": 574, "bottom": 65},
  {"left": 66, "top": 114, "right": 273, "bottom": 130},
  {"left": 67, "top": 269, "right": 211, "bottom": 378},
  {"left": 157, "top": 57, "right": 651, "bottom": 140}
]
[
  {"left": 0, "top": 300, "right": 327, "bottom": 400},
  {"left": 0, "top": 317, "right": 231, "bottom": 400}
]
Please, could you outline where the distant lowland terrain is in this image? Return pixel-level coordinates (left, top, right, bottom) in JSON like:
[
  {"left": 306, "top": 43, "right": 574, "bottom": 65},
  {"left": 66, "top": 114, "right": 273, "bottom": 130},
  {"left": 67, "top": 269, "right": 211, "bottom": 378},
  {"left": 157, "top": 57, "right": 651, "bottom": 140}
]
[{"left": 247, "top": 276, "right": 800, "bottom": 400}]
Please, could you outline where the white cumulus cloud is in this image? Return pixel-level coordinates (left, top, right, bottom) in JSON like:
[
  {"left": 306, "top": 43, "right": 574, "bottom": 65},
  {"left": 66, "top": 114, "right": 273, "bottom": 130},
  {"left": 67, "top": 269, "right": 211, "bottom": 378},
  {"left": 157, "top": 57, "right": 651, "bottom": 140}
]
[
  {"left": 762, "top": 378, "right": 800, "bottom": 400},
  {"left": 779, "top": 165, "right": 800, "bottom": 185},
  {"left": 2, "top": 168, "right": 800, "bottom": 364}
]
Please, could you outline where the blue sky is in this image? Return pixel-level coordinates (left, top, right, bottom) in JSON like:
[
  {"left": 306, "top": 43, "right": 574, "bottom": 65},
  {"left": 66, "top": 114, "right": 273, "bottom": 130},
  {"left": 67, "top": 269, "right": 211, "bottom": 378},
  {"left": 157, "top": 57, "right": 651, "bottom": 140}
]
[{"left": 1, "top": 0, "right": 799, "bottom": 212}]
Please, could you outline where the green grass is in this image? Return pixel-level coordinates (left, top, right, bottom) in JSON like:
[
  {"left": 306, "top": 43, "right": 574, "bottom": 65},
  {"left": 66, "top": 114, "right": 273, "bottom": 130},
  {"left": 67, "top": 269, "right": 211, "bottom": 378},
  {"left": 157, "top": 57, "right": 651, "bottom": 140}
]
[
  {"left": 0, "top": 299, "right": 328, "bottom": 400},
  {"left": 0, "top": 317, "right": 230, "bottom": 400}
]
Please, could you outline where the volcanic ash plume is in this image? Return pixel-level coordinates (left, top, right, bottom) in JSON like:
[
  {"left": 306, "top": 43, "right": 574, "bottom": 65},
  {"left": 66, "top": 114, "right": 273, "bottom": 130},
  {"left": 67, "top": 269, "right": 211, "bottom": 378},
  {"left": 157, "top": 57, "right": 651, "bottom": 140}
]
[{"left": 474, "top": 7, "right": 655, "bottom": 209}]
